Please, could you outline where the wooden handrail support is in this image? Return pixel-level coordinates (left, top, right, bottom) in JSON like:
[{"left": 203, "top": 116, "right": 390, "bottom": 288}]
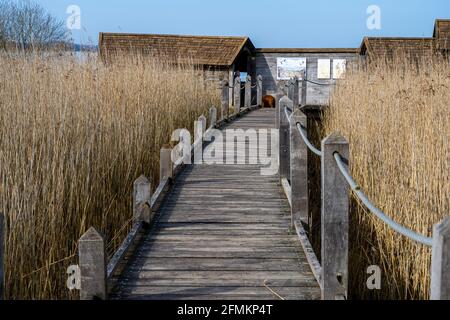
[
  {"left": 278, "top": 96, "right": 292, "bottom": 182},
  {"left": 321, "top": 133, "right": 349, "bottom": 300},
  {"left": 244, "top": 75, "right": 251, "bottom": 108},
  {"left": 0, "top": 212, "right": 4, "bottom": 300},
  {"left": 431, "top": 217, "right": 450, "bottom": 300}
]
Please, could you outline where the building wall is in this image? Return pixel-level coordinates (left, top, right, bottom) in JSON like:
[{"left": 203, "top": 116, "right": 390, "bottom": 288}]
[{"left": 255, "top": 51, "right": 358, "bottom": 106}]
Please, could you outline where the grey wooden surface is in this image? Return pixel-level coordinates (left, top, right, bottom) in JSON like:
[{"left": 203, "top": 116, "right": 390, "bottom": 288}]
[
  {"left": 110, "top": 108, "right": 320, "bottom": 300},
  {"left": 255, "top": 52, "right": 357, "bottom": 105}
]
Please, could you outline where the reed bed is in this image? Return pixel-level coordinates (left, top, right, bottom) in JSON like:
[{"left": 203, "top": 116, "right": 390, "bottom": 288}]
[
  {"left": 0, "top": 53, "right": 219, "bottom": 299},
  {"left": 323, "top": 56, "right": 449, "bottom": 299}
]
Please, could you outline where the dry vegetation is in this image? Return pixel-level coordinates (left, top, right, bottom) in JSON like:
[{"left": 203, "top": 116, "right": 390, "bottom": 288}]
[
  {"left": 0, "top": 52, "right": 219, "bottom": 299},
  {"left": 323, "top": 56, "right": 449, "bottom": 299}
]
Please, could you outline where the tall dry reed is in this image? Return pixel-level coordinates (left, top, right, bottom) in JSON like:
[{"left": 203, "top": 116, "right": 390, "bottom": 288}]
[
  {"left": 323, "top": 56, "right": 449, "bottom": 299},
  {"left": 0, "top": 53, "right": 219, "bottom": 299}
]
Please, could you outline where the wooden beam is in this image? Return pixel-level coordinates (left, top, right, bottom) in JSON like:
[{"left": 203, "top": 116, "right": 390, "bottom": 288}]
[
  {"left": 431, "top": 217, "right": 450, "bottom": 300},
  {"left": 290, "top": 109, "right": 308, "bottom": 226},
  {"left": 79, "top": 227, "right": 106, "bottom": 300},
  {"left": 321, "top": 133, "right": 349, "bottom": 300}
]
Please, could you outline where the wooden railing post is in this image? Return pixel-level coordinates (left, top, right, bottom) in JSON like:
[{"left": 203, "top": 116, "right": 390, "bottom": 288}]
[
  {"left": 198, "top": 115, "right": 206, "bottom": 137},
  {"left": 256, "top": 75, "right": 263, "bottom": 107},
  {"left": 0, "top": 212, "right": 4, "bottom": 300},
  {"left": 233, "top": 76, "right": 241, "bottom": 114},
  {"left": 244, "top": 75, "right": 251, "bottom": 108},
  {"left": 300, "top": 70, "right": 307, "bottom": 106},
  {"left": 160, "top": 145, "right": 173, "bottom": 182},
  {"left": 290, "top": 110, "right": 308, "bottom": 226},
  {"left": 133, "top": 175, "right": 152, "bottom": 224},
  {"left": 279, "top": 96, "right": 292, "bottom": 181},
  {"left": 221, "top": 80, "right": 229, "bottom": 120},
  {"left": 292, "top": 76, "right": 299, "bottom": 107},
  {"left": 78, "top": 227, "right": 106, "bottom": 300},
  {"left": 275, "top": 81, "right": 286, "bottom": 129},
  {"left": 321, "top": 133, "right": 349, "bottom": 300},
  {"left": 209, "top": 106, "right": 217, "bottom": 128},
  {"left": 431, "top": 217, "right": 450, "bottom": 300}
]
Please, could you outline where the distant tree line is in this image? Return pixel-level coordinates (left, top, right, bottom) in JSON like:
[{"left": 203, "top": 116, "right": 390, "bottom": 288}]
[{"left": 0, "top": 0, "right": 69, "bottom": 51}]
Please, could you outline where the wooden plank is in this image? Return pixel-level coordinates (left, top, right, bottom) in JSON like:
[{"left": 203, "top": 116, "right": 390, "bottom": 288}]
[
  {"left": 114, "top": 277, "right": 315, "bottom": 287},
  {"left": 139, "top": 242, "right": 299, "bottom": 250},
  {"left": 125, "top": 258, "right": 309, "bottom": 271},
  {"left": 135, "top": 250, "right": 300, "bottom": 259},
  {"left": 115, "top": 270, "right": 312, "bottom": 279},
  {"left": 137, "top": 244, "right": 301, "bottom": 253},
  {"left": 155, "top": 222, "right": 288, "bottom": 230},
  {"left": 144, "top": 235, "right": 297, "bottom": 242},
  {"left": 111, "top": 286, "right": 320, "bottom": 300}
]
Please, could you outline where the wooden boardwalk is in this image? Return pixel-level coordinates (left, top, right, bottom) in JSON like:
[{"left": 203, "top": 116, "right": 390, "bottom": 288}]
[{"left": 110, "top": 109, "right": 321, "bottom": 300}]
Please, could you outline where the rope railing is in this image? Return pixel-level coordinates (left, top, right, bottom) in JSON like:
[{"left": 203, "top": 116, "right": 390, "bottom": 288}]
[
  {"left": 284, "top": 106, "right": 293, "bottom": 125},
  {"left": 333, "top": 152, "right": 433, "bottom": 247},
  {"left": 304, "top": 78, "right": 335, "bottom": 86},
  {"left": 290, "top": 108, "right": 432, "bottom": 246},
  {"left": 295, "top": 122, "right": 323, "bottom": 157}
]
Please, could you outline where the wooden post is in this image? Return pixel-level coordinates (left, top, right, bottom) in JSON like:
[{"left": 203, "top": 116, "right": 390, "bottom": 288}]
[
  {"left": 199, "top": 115, "right": 206, "bottom": 136},
  {"left": 234, "top": 75, "right": 241, "bottom": 114},
  {"left": 160, "top": 146, "right": 173, "bottom": 182},
  {"left": 221, "top": 80, "right": 229, "bottom": 120},
  {"left": 431, "top": 217, "right": 450, "bottom": 300},
  {"left": 78, "top": 227, "right": 106, "bottom": 300},
  {"left": 279, "top": 96, "right": 292, "bottom": 181},
  {"left": 133, "top": 175, "right": 152, "bottom": 224},
  {"left": 244, "top": 75, "right": 251, "bottom": 108},
  {"left": 257, "top": 75, "right": 263, "bottom": 107},
  {"left": 292, "top": 76, "right": 299, "bottom": 107},
  {"left": 321, "top": 133, "right": 349, "bottom": 300},
  {"left": 193, "top": 116, "right": 205, "bottom": 165},
  {"left": 275, "top": 90, "right": 283, "bottom": 129},
  {"left": 290, "top": 110, "right": 308, "bottom": 226},
  {"left": 287, "top": 79, "right": 293, "bottom": 101},
  {"left": 0, "top": 212, "right": 4, "bottom": 300},
  {"left": 209, "top": 106, "right": 217, "bottom": 128},
  {"left": 300, "top": 70, "right": 307, "bottom": 106}
]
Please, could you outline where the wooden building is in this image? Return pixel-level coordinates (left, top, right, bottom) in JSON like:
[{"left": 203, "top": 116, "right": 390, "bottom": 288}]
[
  {"left": 359, "top": 19, "right": 450, "bottom": 62},
  {"left": 98, "top": 32, "right": 256, "bottom": 85},
  {"left": 434, "top": 19, "right": 450, "bottom": 52},
  {"left": 255, "top": 48, "right": 358, "bottom": 106},
  {"left": 98, "top": 19, "right": 449, "bottom": 107}
]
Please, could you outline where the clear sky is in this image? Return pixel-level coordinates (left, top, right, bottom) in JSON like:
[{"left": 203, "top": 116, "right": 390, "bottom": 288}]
[{"left": 37, "top": 0, "right": 450, "bottom": 48}]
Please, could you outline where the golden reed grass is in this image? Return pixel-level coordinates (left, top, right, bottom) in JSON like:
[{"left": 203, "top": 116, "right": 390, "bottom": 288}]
[
  {"left": 0, "top": 53, "right": 219, "bottom": 299},
  {"left": 323, "top": 56, "right": 449, "bottom": 299}
]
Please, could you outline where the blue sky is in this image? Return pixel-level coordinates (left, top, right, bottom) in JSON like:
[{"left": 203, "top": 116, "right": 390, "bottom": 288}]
[{"left": 37, "top": 0, "right": 449, "bottom": 48}]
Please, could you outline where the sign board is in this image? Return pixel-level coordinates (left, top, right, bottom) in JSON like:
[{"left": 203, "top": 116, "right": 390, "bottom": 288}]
[
  {"left": 317, "top": 59, "right": 331, "bottom": 79},
  {"left": 277, "top": 57, "right": 306, "bottom": 80},
  {"left": 332, "top": 59, "right": 347, "bottom": 79}
]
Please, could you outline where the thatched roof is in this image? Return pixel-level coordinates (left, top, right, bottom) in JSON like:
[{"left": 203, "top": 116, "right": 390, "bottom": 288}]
[
  {"left": 359, "top": 37, "right": 436, "bottom": 60},
  {"left": 99, "top": 32, "right": 255, "bottom": 66},
  {"left": 433, "top": 19, "right": 450, "bottom": 49},
  {"left": 359, "top": 19, "right": 450, "bottom": 59}
]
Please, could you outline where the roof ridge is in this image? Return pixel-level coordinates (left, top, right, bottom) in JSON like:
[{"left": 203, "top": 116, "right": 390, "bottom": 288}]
[{"left": 100, "top": 32, "right": 249, "bottom": 40}]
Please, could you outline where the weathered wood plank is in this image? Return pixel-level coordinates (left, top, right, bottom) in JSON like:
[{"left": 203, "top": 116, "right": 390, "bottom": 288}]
[{"left": 111, "top": 286, "right": 320, "bottom": 300}]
